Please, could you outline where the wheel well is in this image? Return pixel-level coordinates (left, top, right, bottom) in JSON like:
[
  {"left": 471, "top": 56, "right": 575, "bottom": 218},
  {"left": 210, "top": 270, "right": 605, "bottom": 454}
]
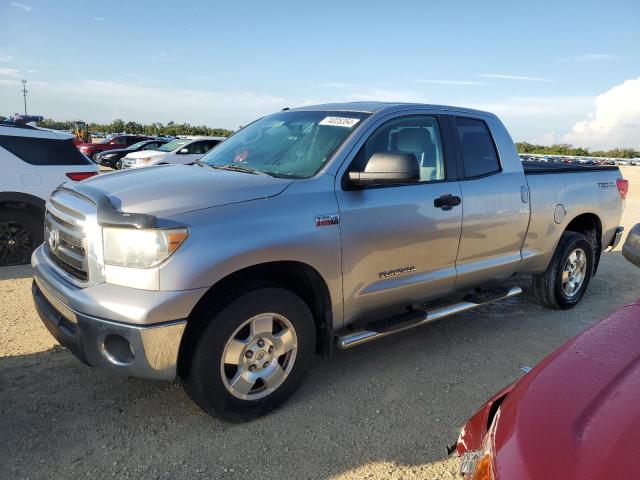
[
  {"left": 177, "top": 261, "right": 333, "bottom": 379},
  {"left": 565, "top": 213, "right": 602, "bottom": 272},
  {"left": 0, "top": 193, "right": 45, "bottom": 221}
]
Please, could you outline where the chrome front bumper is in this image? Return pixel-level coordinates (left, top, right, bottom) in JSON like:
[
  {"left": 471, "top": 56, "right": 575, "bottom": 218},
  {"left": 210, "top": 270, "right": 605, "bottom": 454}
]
[
  {"left": 33, "top": 277, "right": 186, "bottom": 380},
  {"left": 31, "top": 246, "right": 206, "bottom": 381}
]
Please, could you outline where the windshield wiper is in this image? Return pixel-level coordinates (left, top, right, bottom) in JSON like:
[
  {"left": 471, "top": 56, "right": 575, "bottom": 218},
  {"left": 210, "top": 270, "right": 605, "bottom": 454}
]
[{"left": 209, "top": 164, "right": 267, "bottom": 175}]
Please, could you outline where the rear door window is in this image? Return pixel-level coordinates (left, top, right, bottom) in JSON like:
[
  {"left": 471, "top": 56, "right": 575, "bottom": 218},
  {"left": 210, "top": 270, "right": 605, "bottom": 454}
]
[
  {"left": 0, "top": 136, "right": 92, "bottom": 165},
  {"left": 454, "top": 117, "right": 500, "bottom": 178}
]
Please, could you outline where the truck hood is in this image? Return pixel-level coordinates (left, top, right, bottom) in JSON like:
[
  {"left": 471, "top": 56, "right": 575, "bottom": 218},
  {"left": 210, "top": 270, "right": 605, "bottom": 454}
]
[
  {"left": 492, "top": 300, "right": 640, "bottom": 479},
  {"left": 82, "top": 164, "right": 293, "bottom": 217}
]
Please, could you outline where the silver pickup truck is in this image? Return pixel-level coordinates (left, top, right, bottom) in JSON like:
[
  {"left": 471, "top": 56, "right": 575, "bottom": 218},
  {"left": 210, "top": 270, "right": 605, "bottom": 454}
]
[{"left": 31, "top": 102, "right": 626, "bottom": 420}]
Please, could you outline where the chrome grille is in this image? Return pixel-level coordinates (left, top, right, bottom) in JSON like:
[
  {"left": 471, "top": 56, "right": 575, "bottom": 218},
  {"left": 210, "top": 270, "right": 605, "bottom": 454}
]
[{"left": 44, "top": 200, "right": 88, "bottom": 282}]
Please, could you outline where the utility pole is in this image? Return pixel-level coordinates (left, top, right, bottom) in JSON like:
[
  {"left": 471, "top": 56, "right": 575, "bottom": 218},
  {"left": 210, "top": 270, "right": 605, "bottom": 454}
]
[{"left": 21, "top": 80, "right": 28, "bottom": 115}]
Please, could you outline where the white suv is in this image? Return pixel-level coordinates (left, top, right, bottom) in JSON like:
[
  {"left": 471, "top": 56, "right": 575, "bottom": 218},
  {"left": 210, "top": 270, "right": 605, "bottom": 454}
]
[
  {"left": 0, "top": 121, "right": 98, "bottom": 266},
  {"left": 120, "top": 136, "right": 224, "bottom": 169}
]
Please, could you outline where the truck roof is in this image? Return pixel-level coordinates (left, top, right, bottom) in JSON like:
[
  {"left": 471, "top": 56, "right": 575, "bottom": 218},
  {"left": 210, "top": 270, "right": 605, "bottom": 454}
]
[{"left": 291, "top": 101, "right": 493, "bottom": 117}]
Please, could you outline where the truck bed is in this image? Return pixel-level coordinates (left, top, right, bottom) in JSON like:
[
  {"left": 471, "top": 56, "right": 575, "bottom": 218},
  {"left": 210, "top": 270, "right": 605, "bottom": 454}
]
[{"left": 522, "top": 161, "right": 619, "bottom": 174}]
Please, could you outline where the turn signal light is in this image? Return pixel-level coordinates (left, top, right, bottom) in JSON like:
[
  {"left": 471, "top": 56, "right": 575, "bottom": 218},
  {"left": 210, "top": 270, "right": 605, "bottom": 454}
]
[
  {"left": 472, "top": 453, "right": 494, "bottom": 480},
  {"left": 66, "top": 171, "right": 98, "bottom": 181},
  {"left": 617, "top": 178, "right": 629, "bottom": 199}
]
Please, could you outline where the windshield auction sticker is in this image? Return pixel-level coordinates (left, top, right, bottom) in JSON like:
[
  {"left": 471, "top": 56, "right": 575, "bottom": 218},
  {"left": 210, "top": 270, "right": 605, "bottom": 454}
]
[{"left": 319, "top": 116, "right": 361, "bottom": 128}]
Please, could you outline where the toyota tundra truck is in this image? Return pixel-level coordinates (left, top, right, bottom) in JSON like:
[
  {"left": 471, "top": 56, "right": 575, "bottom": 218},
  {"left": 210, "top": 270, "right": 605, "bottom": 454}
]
[{"left": 31, "top": 102, "right": 626, "bottom": 421}]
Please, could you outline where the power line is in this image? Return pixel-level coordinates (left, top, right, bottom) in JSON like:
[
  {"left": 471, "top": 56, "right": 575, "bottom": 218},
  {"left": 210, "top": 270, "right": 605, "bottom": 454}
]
[{"left": 21, "top": 80, "right": 27, "bottom": 115}]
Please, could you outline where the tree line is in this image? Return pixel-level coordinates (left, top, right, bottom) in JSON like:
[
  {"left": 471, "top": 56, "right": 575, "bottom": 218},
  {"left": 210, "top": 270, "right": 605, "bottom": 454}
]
[
  {"left": 21, "top": 118, "right": 640, "bottom": 159},
  {"left": 35, "top": 118, "right": 235, "bottom": 138},
  {"left": 516, "top": 142, "right": 639, "bottom": 159}
]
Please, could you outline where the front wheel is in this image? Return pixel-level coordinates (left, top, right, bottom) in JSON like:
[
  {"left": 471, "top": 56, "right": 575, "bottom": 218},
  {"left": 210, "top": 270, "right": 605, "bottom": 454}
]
[
  {"left": 533, "top": 231, "right": 594, "bottom": 309},
  {"left": 183, "top": 287, "right": 316, "bottom": 421}
]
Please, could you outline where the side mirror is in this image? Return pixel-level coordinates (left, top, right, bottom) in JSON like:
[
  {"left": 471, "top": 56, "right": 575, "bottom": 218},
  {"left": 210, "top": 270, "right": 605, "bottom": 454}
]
[
  {"left": 179, "top": 148, "right": 189, "bottom": 154},
  {"left": 348, "top": 152, "right": 420, "bottom": 187}
]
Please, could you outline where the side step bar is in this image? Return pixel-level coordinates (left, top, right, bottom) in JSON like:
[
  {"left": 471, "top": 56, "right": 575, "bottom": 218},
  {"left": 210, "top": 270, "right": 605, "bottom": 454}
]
[{"left": 336, "top": 286, "right": 523, "bottom": 349}]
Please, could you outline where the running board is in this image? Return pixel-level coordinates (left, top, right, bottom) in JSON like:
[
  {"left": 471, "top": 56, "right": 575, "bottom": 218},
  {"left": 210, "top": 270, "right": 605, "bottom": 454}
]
[{"left": 336, "top": 286, "right": 523, "bottom": 349}]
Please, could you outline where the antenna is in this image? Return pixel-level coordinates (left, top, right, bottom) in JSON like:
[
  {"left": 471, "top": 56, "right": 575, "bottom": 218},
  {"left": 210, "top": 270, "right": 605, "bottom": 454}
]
[{"left": 21, "top": 80, "right": 28, "bottom": 115}]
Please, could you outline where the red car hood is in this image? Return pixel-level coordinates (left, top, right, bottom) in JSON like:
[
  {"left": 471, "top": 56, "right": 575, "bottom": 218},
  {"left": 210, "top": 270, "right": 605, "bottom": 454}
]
[{"left": 493, "top": 301, "right": 640, "bottom": 479}]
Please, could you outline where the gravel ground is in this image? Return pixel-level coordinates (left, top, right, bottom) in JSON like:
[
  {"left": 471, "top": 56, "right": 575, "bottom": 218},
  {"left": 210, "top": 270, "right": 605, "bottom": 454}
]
[{"left": 1, "top": 167, "right": 638, "bottom": 480}]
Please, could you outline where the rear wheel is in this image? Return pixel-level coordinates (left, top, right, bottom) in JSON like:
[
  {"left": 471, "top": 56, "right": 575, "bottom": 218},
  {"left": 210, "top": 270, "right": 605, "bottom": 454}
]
[
  {"left": 183, "top": 287, "right": 315, "bottom": 421},
  {"left": 533, "top": 231, "right": 594, "bottom": 309},
  {"left": 90, "top": 151, "right": 101, "bottom": 162},
  {"left": 0, "top": 209, "right": 43, "bottom": 266}
]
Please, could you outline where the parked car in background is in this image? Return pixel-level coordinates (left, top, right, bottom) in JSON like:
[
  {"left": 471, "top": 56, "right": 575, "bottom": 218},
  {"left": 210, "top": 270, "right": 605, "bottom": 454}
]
[
  {"left": 456, "top": 225, "right": 640, "bottom": 480},
  {"left": 119, "top": 136, "right": 224, "bottom": 169},
  {"left": 0, "top": 120, "right": 98, "bottom": 266},
  {"left": 95, "top": 138, "right": 171, "bottom": 170},
  {"left": 76, "top": 134, "right": 151, "bottom": 162}
]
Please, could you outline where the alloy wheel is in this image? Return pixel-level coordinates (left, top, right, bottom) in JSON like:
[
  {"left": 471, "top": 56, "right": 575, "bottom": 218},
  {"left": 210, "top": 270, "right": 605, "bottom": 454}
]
[
  {"left": 220, "top": 313, "right": 298, "bottom": 400},
  {"left": 562, "top": 248, "right": 587, "bottom": 297},
  {"left": 0, "top": 221, "right": 35, "bottom": 266}
]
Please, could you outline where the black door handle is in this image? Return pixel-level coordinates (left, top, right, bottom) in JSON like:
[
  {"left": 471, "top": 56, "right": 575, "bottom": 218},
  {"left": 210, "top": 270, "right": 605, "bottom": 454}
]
[{"left": 434, "top": 194, "right": 462, "bottom": 210}]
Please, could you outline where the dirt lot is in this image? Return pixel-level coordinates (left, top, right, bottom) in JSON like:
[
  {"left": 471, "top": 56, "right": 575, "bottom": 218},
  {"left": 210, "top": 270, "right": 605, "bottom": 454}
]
[{"left": 1, "top": 167, "right": 639, "bottom": 480}]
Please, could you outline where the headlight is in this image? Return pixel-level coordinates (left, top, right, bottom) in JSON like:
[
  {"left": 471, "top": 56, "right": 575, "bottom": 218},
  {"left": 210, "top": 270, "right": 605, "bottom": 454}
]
[
  {"left": 461, "top": 410, "right": 500, "bottom": 480},
  {"left": 103, "top": 227, "right": 188, "bottom": 268},
  {"left": 133, "top": 157, "right": 153, "bottom": 165}
]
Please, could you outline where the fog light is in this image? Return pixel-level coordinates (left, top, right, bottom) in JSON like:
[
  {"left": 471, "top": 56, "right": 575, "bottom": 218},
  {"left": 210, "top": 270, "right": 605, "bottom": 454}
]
[{"left": 102, "top": 334, "right": 135, "bottom": 365}]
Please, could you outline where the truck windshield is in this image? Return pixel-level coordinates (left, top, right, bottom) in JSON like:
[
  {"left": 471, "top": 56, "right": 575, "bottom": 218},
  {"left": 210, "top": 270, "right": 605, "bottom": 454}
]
[{"left": 200, "top": 111, "right": 369, "bottom": 178}]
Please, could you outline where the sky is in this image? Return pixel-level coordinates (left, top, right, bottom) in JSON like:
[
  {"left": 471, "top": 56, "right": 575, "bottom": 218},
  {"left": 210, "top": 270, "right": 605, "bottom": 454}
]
[{"left": 1, "top": 0, "right": 639, "bottom": 149}]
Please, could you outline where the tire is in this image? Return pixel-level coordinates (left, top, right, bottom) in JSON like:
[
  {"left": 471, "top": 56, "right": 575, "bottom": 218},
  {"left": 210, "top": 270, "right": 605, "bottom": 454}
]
[
  {"left": 0, "top": 209, "right": 43, "bottom": 266},
  {"left": 533, "top": 231, "right": 594, "bottom": 309},
  {"left": 91, "top": 151, "right": 101, "bottom": 162},
  {"left": 183, "top": 287, "right": 316, "bottom": 421}
]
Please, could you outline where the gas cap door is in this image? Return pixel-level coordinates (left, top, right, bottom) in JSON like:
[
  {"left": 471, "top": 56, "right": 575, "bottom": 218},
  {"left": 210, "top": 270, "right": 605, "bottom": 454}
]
[{"left": 21, "top": 174, "right": 42, "bottom": 186}]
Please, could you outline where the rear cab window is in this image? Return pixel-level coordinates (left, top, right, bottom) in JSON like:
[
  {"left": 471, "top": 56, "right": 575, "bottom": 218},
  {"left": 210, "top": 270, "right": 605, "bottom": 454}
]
[
  {"left": 0, "top": 135, "right": 92, "bottom": 166},
  {"left": 454, "top": 117, "right": 500, "bottom": 178}
]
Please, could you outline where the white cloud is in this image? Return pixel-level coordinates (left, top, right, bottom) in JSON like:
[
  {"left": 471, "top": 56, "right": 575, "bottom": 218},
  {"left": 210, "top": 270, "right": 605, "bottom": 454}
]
[
  {"left": 0, "top": 78, "right": 288, "bottom": 128},
  {"left": 317, "top": 82, "right": 352, "bottom": 88},
  {"left": 558, "top": 53, "right": 618, "bottom": 63},
  {"left": 411, "top": 79, "right": 486, "bottom": 86},
  {"left": 92, "top": 17, "right": 105, "bottom": 21},
  {"left": 466, "top": 95, "right": 593, "bottom": 143},
  {"left": 531, "top": 131, "right": 557, "bottom": 145},
  {"left": 0, "top": 54, "right": 13, "bottom": 62},
  {"left": 151, "top": 52, "right": 168, "bottom": 62},
  {"left": 468, "top": 95, "right": 591, "bottom": 117},
  {"left": 476, "top": 74, "right": 551, "bottom": 82},
  {"left": 0, "top": 67, "right": 20, "bottom": 76},
  {"left": 10, "top": 2, "right": 31, "bottom": 11},
  {"left": 562, "top": 77, "right": 640, "bottom": 150}
]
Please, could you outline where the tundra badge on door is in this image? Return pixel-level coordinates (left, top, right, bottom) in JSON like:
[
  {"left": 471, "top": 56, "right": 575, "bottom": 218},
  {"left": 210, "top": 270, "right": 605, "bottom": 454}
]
[{"left": 315, "top": 214, "right": 340, "bottom": 227}]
